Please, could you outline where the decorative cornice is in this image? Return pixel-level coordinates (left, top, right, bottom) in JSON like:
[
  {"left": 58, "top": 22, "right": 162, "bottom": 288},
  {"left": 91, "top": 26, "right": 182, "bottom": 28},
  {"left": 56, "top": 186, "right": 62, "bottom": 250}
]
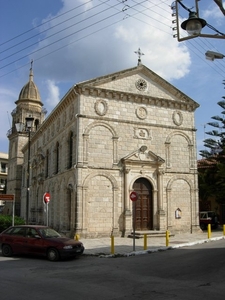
[
  {"left": 75, "top": 85, "right": 198, "bottom": 112},
  {"left": 76, "top": 114, "right": 197, "bottom": 132}
]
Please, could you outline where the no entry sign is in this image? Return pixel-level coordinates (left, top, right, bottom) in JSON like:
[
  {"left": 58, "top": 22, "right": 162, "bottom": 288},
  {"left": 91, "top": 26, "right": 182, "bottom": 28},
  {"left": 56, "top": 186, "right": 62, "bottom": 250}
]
[
  {"left": 43, "top": 192, "right": 51, "bottom": 204},
  {"left": 130, "top": 191, "right": 138, "bottom": 201}
]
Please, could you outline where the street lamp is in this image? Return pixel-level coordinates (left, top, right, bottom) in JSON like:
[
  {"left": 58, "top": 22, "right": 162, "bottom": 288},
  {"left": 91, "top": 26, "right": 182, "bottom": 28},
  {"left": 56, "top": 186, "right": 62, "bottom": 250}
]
[
  {"left": 181, "top": 11, "right": 206, "bottom": 36},
  {"left": 25, "top": 117, "right": 34, "bottom": 224},
  {"left": 205, "top": 50, "right": 225, "bottom": 61},
  {"left": 172, "top": 0, "right": 225, "bottom": 42}
]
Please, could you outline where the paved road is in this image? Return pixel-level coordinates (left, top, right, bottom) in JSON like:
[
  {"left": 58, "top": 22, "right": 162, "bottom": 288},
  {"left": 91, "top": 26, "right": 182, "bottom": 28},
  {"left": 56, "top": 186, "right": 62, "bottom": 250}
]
[{"left": 1, "top": 239, "right": 225, "bottom": 300}]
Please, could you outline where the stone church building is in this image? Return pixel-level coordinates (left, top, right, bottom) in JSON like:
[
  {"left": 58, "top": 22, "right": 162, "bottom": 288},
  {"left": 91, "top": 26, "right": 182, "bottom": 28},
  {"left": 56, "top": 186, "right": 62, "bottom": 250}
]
[{"left": 7, "top": 63, "right": 200, "bottom": 238}]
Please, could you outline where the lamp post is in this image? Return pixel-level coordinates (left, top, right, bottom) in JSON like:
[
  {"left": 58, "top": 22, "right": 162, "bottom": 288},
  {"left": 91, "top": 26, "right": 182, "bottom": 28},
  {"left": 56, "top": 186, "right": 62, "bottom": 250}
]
[
  {"left": 15, "top": 117, "right": 34, "bottom": 223},
  {"left": 25, "top": 117, "right": 34, "bottom": 225},
  {"left": 172, "top": 0, "right": 225, "bottom": 42}
]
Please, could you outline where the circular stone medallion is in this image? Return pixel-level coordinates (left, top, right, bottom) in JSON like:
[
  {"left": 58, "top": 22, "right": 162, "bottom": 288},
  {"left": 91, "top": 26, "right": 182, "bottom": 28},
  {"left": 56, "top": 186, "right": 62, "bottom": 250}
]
[
  {"left": 94, "top": 99, "right": 108, "bottom": 116},
  {"left": 135, "top": 78, "right": 147, "bottom": 91},
  {"left": 172, "top": 111, "right": 183, "bottom": 126}
]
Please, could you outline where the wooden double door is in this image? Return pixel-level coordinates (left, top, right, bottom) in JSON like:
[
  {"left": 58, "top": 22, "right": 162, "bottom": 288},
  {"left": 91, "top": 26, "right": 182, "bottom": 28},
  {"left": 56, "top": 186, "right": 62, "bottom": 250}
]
[{"left": 133, "top": 178, "right": 153, "bottom": 230}]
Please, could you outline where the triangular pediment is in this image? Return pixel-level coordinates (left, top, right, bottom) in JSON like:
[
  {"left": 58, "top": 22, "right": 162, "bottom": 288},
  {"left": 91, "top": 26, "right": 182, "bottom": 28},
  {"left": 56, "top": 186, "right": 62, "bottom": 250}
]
[
  {"left": 77, "top": 65, "right": 199, "bottom": 110},
  {"left": 121, "top": 146, "right": 165, "bottom": 166}
]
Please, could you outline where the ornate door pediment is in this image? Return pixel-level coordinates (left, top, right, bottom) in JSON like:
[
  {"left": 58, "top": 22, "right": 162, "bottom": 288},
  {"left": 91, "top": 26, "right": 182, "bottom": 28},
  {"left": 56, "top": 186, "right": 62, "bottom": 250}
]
[{"left": 121, "top": 146, "right": 165, "bottom": 168}]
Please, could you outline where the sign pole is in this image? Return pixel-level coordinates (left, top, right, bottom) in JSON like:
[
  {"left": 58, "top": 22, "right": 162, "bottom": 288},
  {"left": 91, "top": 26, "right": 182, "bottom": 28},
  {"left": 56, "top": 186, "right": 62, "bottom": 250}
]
[
  {"left": 129, "top": 191, "right": 138, "bottom": 252},
  {"left": 133, "top": 201, "right": 136, "bottom": 251},
  {"left": 0, "top": 194, "right": 15, "bottom": 226},
  {"left": 46, "top": 203, "right": 49, "bottom": 226},
  {"left": 43, "top": 192, "right": 51, "bottom": 226},
  {"left": 12, "top": 195, "right": 15, "bottom": 226}
]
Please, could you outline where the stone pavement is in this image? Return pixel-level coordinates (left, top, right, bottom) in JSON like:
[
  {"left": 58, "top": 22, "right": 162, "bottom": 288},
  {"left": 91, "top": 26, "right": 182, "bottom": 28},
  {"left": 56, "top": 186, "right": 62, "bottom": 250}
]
[{"left": 81, "top": 228, "right": 225, "bottom": 257}]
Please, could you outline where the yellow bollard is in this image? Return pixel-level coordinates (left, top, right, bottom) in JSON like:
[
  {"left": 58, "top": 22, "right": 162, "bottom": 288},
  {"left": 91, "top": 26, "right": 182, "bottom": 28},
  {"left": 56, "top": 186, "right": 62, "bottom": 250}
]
[
  {"left": 207, "top": 224, "right": 211, "bottom": 239},
  {"left": 111, "top": 235, "right": 115, "bottom": 254},
  {"left": 74, "top": 234, "right": 80, "bottom": 241},
  {"left": 144, "top": 234, "right": 147, "bottom": 250},
  {"left": 223, "top": 225, "right": 225, "bottom": 236},
  {"left": 166, "top": 230, "right": 170, "bottom": 247}
]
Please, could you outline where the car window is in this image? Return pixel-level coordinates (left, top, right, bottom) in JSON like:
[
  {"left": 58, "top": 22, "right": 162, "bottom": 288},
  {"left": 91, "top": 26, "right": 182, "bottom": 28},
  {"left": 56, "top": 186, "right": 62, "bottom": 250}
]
[
  {"left": 11, "top": 227, "right": 26, "bottom": 236},
  {"left": 26, "top": 228, "right": 38, "bottom": 238},
  {"left": 208, "top": 212, "right": 214, "bottom": 218},
  {"left": 3, "top": 227, "right": 14, "bottom": 234},
  {"left": 39, "top": 228, "right": 61, "bottom": 238}
]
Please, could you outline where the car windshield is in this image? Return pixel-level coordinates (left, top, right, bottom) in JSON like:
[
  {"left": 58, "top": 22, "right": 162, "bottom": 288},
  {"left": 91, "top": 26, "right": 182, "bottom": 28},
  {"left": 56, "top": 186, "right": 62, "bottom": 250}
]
[
  {"left": 39, "top": 228, "right": 61, "bottom": 238},
  {"left": 208, "top": 212, "right": 215, "bottom": 218}
]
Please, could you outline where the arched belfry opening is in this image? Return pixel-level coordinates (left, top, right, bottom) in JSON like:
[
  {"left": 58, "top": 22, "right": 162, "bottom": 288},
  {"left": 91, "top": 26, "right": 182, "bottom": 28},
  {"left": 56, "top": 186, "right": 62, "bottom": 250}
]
[{"left": 133, "top": 178, "right": 153, "bottom": 230}]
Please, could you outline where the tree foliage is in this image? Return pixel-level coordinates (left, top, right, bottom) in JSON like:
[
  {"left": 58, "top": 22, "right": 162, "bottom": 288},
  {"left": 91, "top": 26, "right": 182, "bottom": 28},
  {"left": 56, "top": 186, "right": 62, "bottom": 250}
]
[
  {"left": 0, "top": 215, "right": 25, "bottom": 233},
  {"left": 199, "top": 83, "right": 225, "bottom": 205}
]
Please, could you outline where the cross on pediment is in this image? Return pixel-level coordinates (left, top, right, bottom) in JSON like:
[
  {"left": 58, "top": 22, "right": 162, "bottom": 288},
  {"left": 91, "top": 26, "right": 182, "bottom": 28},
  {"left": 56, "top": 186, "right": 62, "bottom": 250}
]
[{"left": 134, "top": 48, "right": 144, "bottom": 66}]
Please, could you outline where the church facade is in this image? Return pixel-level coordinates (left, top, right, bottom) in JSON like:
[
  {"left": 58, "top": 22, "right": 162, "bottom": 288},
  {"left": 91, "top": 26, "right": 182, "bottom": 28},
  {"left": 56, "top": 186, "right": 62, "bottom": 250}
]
[{"left": 7, "top": 64, "right": 200, "bottom": 237}]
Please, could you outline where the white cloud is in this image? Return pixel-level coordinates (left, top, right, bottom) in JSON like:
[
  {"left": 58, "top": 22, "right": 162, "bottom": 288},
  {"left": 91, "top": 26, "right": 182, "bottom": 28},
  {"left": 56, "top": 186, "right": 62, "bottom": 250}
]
[
  {"left": 202, "top": 1, "right": 225, "bottom": 25},
  {"left": 30, "top": 0, "right": 191, "bottom": 83},
  {"left": 45, "top": 79, "right": 60, "bottom": 108}
]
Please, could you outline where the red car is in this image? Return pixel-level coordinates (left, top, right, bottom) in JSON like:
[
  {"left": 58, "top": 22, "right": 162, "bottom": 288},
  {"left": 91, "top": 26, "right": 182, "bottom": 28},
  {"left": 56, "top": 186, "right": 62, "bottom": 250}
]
[{"left": 0, "top": 225, "right": 84, "bottom": 261}]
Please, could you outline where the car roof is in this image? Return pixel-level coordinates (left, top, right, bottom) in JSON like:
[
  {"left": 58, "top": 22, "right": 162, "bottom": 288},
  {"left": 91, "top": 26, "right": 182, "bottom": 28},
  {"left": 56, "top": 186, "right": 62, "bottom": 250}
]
[{"left": 10, "top": 225, "right": 49, "bottom": 229}]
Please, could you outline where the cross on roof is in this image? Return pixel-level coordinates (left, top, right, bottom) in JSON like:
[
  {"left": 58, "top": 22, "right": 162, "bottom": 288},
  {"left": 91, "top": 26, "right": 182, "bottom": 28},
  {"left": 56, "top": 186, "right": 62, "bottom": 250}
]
[{"left": 134, "top": 48, "right": 144, "bottom": 65}]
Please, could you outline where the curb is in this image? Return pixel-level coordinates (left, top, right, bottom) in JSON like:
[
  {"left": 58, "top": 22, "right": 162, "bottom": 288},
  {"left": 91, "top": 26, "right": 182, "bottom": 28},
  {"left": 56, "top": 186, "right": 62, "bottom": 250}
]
[{"left": 85, "top": 235, "right": 225, "bottom": 258}]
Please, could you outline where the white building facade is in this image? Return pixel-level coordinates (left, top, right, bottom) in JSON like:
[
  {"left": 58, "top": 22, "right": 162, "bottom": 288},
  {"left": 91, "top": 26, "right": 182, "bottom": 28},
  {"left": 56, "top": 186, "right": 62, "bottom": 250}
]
[{"left": 7, "top": 64, "right": 200, "bottom": 237}]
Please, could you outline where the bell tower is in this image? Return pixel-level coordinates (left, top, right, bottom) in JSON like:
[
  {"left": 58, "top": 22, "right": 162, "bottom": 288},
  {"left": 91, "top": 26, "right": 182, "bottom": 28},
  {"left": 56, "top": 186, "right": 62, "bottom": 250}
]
[{"left": 6, "top": 64, "right": 46, "bottom": 216}]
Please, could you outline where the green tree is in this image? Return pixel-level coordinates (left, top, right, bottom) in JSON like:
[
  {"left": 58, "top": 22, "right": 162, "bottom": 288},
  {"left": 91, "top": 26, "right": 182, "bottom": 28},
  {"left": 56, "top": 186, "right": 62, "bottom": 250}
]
[
  {"left": 199, "top": 91, "right": 225, "bottom": 206},
  {"left": 0, "top": 215, "right": 25, "bottom": 232}
]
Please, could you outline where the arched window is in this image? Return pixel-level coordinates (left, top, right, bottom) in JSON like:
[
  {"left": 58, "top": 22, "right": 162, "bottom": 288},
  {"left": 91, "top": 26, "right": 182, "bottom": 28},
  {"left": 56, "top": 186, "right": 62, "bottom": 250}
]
[
  {"left": 56, "top": 142, "right": 59, "bottom": 173},
  {"left": 34, "top": 119, "right": 39, "bottom": 131},
  {"left": 45, "top": 150, "right": 49, "bottom": 178},
  {"left": 68, "top": 131, "right": 73, "bottom": 169}
]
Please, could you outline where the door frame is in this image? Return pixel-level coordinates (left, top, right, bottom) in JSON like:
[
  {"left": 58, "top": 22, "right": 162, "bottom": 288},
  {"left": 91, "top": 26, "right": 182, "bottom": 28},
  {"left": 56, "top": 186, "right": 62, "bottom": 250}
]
[{"left": 132, "top": 177, "right": 153, "bottom": 230}]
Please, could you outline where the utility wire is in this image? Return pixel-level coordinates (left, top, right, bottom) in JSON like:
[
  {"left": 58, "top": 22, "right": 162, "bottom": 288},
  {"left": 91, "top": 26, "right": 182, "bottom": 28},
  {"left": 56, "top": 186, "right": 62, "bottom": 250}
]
[
  {"left": 0, "top": 1, "right": 119, "bottom": 62},
  {"left": 0, "top": 0, "right": 94, "bottom": 47},
  {"left": 0, "top": 0, "right": 152, "bottom": 70},
  {"left": 0, "top": 1, "right": 100, "bottom": 55},
  {"left": 0, "top": 0, "right": 224, "bottom": 80}
]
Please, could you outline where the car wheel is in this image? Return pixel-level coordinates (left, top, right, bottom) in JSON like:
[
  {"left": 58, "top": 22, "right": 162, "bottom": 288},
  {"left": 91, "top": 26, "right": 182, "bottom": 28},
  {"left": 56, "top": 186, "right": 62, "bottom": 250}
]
[
  {"left": 47, "top": 248, "right": 59, "bottom": 261},
  {"left": 2, "top": 244, "right": 13, "bottom": 257}
]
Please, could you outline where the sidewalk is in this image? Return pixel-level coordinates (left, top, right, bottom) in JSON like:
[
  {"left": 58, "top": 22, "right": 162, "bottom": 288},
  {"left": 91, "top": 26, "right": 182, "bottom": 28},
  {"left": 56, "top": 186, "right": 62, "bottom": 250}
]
[{"left": 81, "top": 229, "right": 225, "bottom": 257}]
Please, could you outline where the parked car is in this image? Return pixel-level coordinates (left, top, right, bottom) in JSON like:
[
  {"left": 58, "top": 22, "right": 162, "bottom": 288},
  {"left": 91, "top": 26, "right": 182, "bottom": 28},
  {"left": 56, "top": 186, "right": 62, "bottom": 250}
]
[
  {"left": 0, "top": 225, "right": 84, "bottom": 261},
  {"left": 199, "top": 211, "right": 219, "bottom": 230}
]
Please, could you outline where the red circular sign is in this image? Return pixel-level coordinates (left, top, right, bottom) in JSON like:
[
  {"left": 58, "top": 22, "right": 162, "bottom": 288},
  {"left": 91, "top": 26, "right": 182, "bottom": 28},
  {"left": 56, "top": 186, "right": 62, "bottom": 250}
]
[
  {"left": 130, "top": 191, "right": 138, "bottom": 201},
  {"left": 43, "top": 192, "right": 51, "bottom": 204}
]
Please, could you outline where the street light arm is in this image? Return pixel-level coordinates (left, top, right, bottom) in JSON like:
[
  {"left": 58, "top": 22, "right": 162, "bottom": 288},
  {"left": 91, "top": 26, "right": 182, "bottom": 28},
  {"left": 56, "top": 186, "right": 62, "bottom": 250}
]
[
  {"left": 214, "top": 0, "right": 225, "bottom": 16},
  {"left": 172, "top": 0, "right": 225, "bottom": 41}
]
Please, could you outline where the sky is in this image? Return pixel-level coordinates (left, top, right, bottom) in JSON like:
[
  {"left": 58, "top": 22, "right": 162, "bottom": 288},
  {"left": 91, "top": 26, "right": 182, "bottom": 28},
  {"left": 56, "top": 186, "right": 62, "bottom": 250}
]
[{"left": 0, "top": 0, "right": 225, "bottom": 158}]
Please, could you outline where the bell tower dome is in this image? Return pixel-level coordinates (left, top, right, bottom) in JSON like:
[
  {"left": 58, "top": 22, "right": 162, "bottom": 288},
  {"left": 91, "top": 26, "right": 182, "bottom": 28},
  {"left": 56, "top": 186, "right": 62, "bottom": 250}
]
[
  {"left": 12, "top": 62, "right": 45, "bottom": 131},
  {"left": 18, "top": 66, "right": 41, "bottom": 102}
]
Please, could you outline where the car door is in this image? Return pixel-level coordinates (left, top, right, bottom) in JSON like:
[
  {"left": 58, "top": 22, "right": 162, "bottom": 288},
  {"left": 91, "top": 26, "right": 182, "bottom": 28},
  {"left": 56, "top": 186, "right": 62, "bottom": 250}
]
[
  {"left": 7, "top": 227, "right": 27, "bottom": 254},
  {"left": 25, "top": 228, "right": 46, "bottom": 256}
]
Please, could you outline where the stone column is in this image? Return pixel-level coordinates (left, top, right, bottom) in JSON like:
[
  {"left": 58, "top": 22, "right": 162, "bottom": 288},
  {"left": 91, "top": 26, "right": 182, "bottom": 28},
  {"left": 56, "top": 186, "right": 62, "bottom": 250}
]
[
  {"left": 124, "top": 167, "right": 132, "bottom": 233},
  {"left": 75, "top": 184, "right": 86, "bottom": 236},
  {"left": 157, "top": 168, "right": 166, "bottom": 230}
]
